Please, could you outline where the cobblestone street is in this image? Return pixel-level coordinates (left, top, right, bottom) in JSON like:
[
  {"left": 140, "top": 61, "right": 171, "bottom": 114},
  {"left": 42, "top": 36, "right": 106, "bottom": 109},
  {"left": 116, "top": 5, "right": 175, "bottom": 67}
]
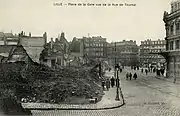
[{"left": 31, "top": 67, "right": 180, "bottom": 116}]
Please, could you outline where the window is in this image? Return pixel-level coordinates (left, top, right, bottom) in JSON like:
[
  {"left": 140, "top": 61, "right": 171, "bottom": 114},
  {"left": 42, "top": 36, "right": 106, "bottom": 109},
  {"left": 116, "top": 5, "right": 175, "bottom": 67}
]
[
  {"left": 169, "top": 57, "right": 173, "bottom": 62},
  {"left": 176, "top": 23, "right": 180, "bottom": 32},
  {"left": 176, "top": 40, "right": 180, "bottom": 49},
  {"left": 170, "top": 41, "right": 174, "bottom": 50},
  {"left": 170, "top": 25, "right": 174, "bottom": 34},
  {"left": 101, "top": 52, "right": 103, "bottom": 56},
  {"left": 57, "top": 59, "right": 61, "bottom": 65},
  {"left": 176, "top": 56, "right": 180, "bottom": 62},
  {"left": 86, "top": 48, "right": 89, "bottom": 51}
]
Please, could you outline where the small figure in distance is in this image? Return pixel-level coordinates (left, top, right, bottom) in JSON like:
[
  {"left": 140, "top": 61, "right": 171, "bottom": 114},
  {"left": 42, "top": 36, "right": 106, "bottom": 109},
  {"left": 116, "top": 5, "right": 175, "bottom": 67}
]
[
  {"left": 106, "top": 78, "right": 111, "bottom": 91},
  {"left": 133, "top": 73, "right": 137, "bottom": 80},
  {"left": 110, "top": 76, "right": 115, "bottom": 87},
  {"left": 129, "top": 72, "right": 132, "bottom": 80},
  {"left": 126, "top": 72, "right": 129, "bottom": 80}
]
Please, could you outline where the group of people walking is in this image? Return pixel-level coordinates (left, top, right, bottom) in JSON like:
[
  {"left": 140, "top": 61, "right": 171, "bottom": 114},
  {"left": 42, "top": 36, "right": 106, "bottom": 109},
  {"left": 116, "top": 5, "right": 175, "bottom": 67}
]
[
  {"left": 141, "top": 68, "right": 149, "bottom": 75},
  {"left": 101, "top": 76, "right": 117, "bottom": 91},
  {"left": 141, "top": 67, "right": 165, "bottom": 77},
  {"left": 126, "top": 72, "right": 137, "bottom": 80}
]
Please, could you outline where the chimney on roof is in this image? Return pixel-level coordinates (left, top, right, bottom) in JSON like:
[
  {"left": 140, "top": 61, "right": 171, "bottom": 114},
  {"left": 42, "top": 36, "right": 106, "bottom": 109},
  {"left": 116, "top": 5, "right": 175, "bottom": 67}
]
[
  {"left": 21, "top": 31, "right": 23, "bottom": 36},
  {"left": 51, "top": 38, "right": 54, "bottom": 49},
  {"left": 29, "top": 32, "right": 31, "bottom": 37},
  {"left": 43, "top": 32, "right": 47, "bottom": 44},
  {"left": 58, "top": 33, "right": 60, "bottom": 40}
]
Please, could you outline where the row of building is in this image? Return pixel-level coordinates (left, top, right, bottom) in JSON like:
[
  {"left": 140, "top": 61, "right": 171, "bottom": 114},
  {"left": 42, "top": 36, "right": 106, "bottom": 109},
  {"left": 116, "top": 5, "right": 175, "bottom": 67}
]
[
  {"left": 0, "top": 31, "right": 166, "bottom": 69},
  {"left": 69, "top": 37, "right": 166, "bottom": 67},
  {"left": 0, "top": 0, "right": 179, "bottom": 79}
]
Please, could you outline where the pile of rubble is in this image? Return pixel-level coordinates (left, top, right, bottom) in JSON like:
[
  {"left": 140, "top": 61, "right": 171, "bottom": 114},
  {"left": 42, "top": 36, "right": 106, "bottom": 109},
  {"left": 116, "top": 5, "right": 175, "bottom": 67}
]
[{"left": 0, "top": 61, "right": 103, "bottom": 105}]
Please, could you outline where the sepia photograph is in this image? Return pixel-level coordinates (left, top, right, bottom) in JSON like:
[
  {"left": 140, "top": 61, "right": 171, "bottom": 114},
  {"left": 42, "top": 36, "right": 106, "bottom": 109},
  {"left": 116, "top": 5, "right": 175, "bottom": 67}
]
[{"left": 0, "top": 0, "right": 180, "bottom": 115}]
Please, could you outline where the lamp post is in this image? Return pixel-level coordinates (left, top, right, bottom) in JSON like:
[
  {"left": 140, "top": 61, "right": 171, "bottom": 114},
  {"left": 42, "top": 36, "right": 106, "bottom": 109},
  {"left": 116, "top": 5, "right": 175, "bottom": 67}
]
[
  {"left": 114, "top": 42, "right": 117, "bottom": 79},
  {"left": 115, "top": 64, "right": 120, "bottom": 101},
  {"left": 114, "top": 42, "right": 120, "bottom": 101}
]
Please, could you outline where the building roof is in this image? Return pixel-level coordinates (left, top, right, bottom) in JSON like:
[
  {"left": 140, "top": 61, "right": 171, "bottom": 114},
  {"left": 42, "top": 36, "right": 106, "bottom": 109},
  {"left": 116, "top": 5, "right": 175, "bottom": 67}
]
[
  {"left": 0, "top": 32, "right": 4, "bottom": 37},
  {"left": 0, "top": 45, "right": 16, "bottom": 54},
  {"left": 23, "top": 46, "right": 43, "bottom": 63},
  {"left": 7, "top": 45, "right": 32, "bottom": 63},
  {"left": 4, "top": 33, "right": 14, "bottom": 37},
  {"left": 171, "top": 0, "right": 180, "bottom": 4},
  {"left": 0, "top": 44, "right": 40, "bottom": 63}
]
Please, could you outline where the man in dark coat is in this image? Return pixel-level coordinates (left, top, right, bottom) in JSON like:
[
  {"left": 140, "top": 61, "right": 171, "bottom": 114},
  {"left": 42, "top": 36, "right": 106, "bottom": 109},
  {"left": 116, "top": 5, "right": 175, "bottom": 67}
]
[
  {"left": 126, "top": 72, "right": 129, "bottom": 80},
  {"left": 101, "top": 81, "right": 105, "bottom": 90},
  {"left": 133, "top": 73, "right": 137, "bottom": 80},
  {"left": 141, "top": 68, "right": 143, "bottom": 73},
  {"left": 161, "top": 68, "right": 165, "bottom": 76},
  {"left": 145, "top": 69, "right": 148, "bottom": 75},
  {"left": 120, "top": 68, "right": 122, "bottom": 73},
  {"left": 106, "top": 79, "right": 111, "bottom": 91},
  {"left": 110, "top": 77, "right": 115, "bottom": 87},
  {"left": 129, "top": 72, "right": 132, "bottom": 80}
]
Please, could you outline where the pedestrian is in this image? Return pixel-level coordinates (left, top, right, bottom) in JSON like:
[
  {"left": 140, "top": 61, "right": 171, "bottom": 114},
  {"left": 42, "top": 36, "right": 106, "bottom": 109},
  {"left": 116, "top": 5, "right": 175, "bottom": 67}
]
[
  {"left": 157, "top": 67, "right": 161, "bottom": 76},
  {"left": 151, "top": 65, "right": 153, "bottom": 72},
  {"left": 129, "top": 72, "right": 132, "bottom": 80},
  {"left": 106, "top": 79, "right": 111, "bottom": 91},
  {"left": 145, "top": 69, "right": 148, "bottom": 75},
  {"left": 133, "top": 73, "right": 137, "bottom": 80},
  {"left": 101, "top": 81, "right": 105, "bottom": 90},
  {"left": 137, "top": 66, "right": 139, "bottom": 70},
  {"left": 141, "top": 68, "right": 143, "bottom": 73},
  {"left": 109, "top": 68, "right": 111, "bottom": 72},
  {"left": 161, "top": 68, "right": 165, "bottom": 76},
  {"left": 120, "top": 68, "right": 122, "bottom": 73},
  {"left": 126, "top": 72, "right": 129, "bottom": 80},
  {"left": 110, "top": 76, "right": 115, "bottom": 87}
]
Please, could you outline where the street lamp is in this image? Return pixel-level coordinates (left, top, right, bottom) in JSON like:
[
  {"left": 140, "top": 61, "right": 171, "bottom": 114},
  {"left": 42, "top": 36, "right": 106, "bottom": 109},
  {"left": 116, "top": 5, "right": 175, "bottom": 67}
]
[{"left": 115, "top": 64, "right": 120, "bottom": 101}]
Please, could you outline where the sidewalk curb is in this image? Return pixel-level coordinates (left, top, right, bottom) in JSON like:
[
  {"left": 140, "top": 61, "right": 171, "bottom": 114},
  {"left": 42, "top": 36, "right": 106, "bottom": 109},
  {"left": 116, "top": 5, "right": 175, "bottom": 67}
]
[{"left": 23, "top": 102, "right": 125, "bottom": 111}]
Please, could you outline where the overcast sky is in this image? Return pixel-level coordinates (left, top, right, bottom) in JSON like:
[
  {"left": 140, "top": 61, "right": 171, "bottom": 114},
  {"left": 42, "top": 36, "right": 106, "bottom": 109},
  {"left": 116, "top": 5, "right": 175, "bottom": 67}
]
[{"left": 0, "top": 0, "right": 172, "bottom": 45}]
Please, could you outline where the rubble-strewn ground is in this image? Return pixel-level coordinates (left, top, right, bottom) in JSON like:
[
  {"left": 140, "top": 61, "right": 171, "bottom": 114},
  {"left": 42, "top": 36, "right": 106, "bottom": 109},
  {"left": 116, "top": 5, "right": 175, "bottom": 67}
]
[{"left": 0, "top": 61, "right": 103, "bottom": 114}]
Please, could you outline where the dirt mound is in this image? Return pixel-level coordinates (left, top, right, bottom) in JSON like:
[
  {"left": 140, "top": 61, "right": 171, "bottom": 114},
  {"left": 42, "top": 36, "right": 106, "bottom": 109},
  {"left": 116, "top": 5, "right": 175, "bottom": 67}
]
[{"left": 0, "top": 62, "right": 103, "bottom": 105}]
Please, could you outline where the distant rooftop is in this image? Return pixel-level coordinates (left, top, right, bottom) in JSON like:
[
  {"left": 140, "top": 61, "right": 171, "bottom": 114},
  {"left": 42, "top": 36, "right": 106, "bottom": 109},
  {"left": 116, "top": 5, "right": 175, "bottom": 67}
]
[{"left": 0, "top": 32, "right": 14, "bottom": 38}]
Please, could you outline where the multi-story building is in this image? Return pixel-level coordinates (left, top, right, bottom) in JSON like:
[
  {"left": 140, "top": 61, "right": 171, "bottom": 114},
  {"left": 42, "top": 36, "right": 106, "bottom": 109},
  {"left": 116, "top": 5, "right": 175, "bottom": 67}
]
[
  {"left": 40, "top": 32, "right": 69, "bottom": 68},
  {"left": 163, "top": 0, "right": 180, "bottom": 78},
  {"left": 107, "top": 40, "right": 139, "bottom": 66},
  {"left": 76, "top": 36, "right": 107, "bottom": 62},
  {"left": 0, "top": 32, "right": 19, "bottom": 45},
  {"left": 18, "top": 31, "right": 47, "bottom": 63},
  {"left": 139, "top": 39, "right": 166, "bottom": 66}
]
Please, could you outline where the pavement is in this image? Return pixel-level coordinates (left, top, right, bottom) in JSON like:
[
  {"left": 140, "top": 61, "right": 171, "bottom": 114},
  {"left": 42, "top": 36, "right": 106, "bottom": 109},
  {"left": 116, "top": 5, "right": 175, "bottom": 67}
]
[
  {"left": 28, "top": 67, "right": 180, "bottom": 116},
  {"left": 22, "top": 70, "right": 124, "bottom": 110}
]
